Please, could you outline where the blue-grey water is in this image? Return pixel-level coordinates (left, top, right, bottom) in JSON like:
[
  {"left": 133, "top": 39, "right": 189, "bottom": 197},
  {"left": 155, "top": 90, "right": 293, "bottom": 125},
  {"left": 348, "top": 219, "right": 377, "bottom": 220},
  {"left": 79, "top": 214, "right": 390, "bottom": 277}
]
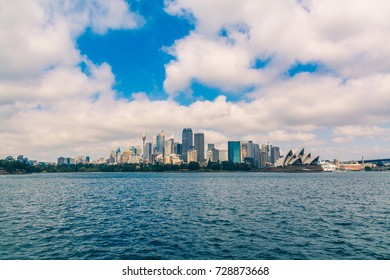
[{"left": 0, "top": 172, "right": 389, "bottom": 260}]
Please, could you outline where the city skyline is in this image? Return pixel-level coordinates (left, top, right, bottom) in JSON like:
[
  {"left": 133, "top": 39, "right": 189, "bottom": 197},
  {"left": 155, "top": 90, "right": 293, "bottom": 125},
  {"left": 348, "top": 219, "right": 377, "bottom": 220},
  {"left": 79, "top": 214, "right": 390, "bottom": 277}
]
[{"left": 1, "top": 1, "right": 390, "bottom": 162}]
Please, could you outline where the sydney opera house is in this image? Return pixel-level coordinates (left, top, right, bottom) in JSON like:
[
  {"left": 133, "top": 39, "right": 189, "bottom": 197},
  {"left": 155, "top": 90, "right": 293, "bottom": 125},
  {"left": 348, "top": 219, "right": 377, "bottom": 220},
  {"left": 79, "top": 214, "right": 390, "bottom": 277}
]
[{"left": 268, "top": 148, "right": 323, "bottom": 172}]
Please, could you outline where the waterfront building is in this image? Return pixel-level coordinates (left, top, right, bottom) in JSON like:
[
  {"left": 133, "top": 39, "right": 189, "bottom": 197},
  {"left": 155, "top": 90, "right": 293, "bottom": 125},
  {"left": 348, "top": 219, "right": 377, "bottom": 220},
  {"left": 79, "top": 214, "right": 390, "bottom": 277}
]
[
  {"left": 129, "top": 155, "right": 141, "bottom": 164},
  {"left": 174, "top": 142, "right": 182, "bottom": 156},
  {"left": 241, "top": 141, "right": 254, "bottom": 161},
  {"left": 181, "top": 128, "right": 193, "bottom": 163},
  {"left": 170, "top": 154, "right": 181, "bottom": 165},
  {"left": 85, "top": 156, "right": 90, "bottom": 164},
  {"left": 109, "top": 150, "right": 116, "bottom": 164},
  {"left": 156, "top": 131, "right": 165, "bottom": 155},
  {"left": 144, "top": 142, "right": 153, "bottom": 163},
  {"left": 194, "top": 133, "right": 205, "bottom": 163},
  {"left": 275, "top": 148, "right": 319, "bottom": 167},
  {"left": 253, "top": 144, "right": 261, "bottom": 168},
  {"left": 270, "top": 146, "right": 280, "bottom": 164},
  {"left": 206, "top": 147, "right": 219, "bottom": 162},
  {"left": 187, "top": 148, "right": 197, "bottom": 163},
  {"left": 57, "top": 157, "right": 65, "bottom": 165},
  {"left": 260, "top": 147, "right": 267, "bottom": 168},
  {"left": 228, "top": 141, "right": 241, "bottom": 163},
  {"left": 164, "top": 138, "right": 174, "bottom": 157},
  {"left": 121, "top": 150, "right": 133, "bottom": 163},
  {"left": 65, "top": 158, "right": 71, "bottom": 165},
  {"left": 76, "top": 156, "right": 85, "bottom": 164},
  {"left": 219, "top": 150, "right": 228, "bottom": 162}
]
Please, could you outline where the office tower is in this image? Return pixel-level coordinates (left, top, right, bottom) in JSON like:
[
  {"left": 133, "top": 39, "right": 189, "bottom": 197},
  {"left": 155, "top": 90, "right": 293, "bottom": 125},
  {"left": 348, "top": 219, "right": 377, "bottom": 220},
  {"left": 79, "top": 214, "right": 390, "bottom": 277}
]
[
  {"left": 174, "top": 142, "right": 182, "bottom": 156},
  {"left": 77, "top": 156, "right": 86, "bottom": 164},
  {"left": 194, "top": 133, "right": 205, "bottom": 163},
  {"left": 247, "top": 141, "right": 254, "bottom": 158},
  {"left": 253, "top": 144, "right": 261, "bottom": 168},
  {"left": 187, "top": 148, "right": 197, "bottom": 163},
  {"left": 122, "top": 150, "right": 132, "bottom": 163},
  {"left": 261, "top": 145, "right": 268, "bottom": 168},
  {"left": 228, "top": 141, "right": 241, "bottom": 163},
  {"left": 164, "top": 138, "right": 174, "bottom": 157},
  {"left": 181, "top": 128, "right": 193, "bottom": 163},
  {"left": 144, "top": 141, "right": 152, "bottom": 162},
  {"left": 242, "top": 141, "right": 255, "bottom": 161},
  {"left": 85, "top": 156, "right": 90, "bottom": 164},
  {"left": 57, "top": 157, "right": 65, "bottom": 165},
  {"left": 208, "top": 144, "right": 215, "bottom": 150},
  {"left": 109, "top": 150, "right": 116, "bottom": 164},
  {"left": 271, "top": 146, "right": 280, "bottom": 164},
  {"left": 206, "top": 147, "right": 219, "bottom": 162},
  {"left": 65, "top": 158, "right": 71, "bottom": 165},
  {"left": 156, "top": 131, "right": 165, "bottom": 155},
  {"left": 219, "top": 150, "right": 228, "bottom": 162},
  {"left": 241, "top": 142, "right": 248, "bottom": 161}
]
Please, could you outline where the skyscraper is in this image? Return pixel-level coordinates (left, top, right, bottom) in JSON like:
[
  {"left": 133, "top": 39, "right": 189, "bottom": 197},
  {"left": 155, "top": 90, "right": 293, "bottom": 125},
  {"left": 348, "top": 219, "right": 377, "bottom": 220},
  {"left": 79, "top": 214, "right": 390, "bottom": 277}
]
[
  {"left": 181, "top": 128, "right": 193, "bottom": 163},
  {"left": 271, "top": 146, "right": 280, "bottom": 164},
  {"left": 174, "top": 142, "right": 182, "bottom": 156},
  {"left": 194, "top": 133, "right": 205, "bottom": 163},
  {"left": 156, "top": 131, "right": 165, "bottom": 155},
  {"left": 228, "top": 141, "right": 241, "bottom": 163},
  {"left": 164, "top": 138, "right": 174, "bottom": 157}
]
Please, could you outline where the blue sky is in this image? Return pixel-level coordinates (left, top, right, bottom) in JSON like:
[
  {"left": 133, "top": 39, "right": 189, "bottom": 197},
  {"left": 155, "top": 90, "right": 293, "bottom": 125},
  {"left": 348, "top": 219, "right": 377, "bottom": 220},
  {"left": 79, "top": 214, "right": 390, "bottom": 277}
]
[
  {"left": 1, "top": 0, "right": 390, "bottom": 161},
  {"left": 77, "top": 0, "right": 193, "bottom": 101}
]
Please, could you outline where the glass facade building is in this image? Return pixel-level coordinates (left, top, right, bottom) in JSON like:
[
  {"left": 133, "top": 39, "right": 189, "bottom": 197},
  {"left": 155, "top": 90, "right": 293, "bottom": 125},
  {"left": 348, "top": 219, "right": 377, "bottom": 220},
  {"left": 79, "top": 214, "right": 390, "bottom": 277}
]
[
  {"left": 194, "top": 133, "right": 205, "bottom": 163},
  {"left": 181, "top": 128, "right": 193, "bottom": 163},
  {"left": 228, "top": 141, "right": 241, "bottom": 163}
]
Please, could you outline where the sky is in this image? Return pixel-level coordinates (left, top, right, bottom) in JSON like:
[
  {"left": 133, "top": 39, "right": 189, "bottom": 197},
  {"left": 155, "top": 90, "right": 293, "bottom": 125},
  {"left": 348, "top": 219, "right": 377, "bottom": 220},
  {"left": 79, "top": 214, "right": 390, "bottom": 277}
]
[{"left": 1, "top": 0, "right": 390, "bottom": 162}]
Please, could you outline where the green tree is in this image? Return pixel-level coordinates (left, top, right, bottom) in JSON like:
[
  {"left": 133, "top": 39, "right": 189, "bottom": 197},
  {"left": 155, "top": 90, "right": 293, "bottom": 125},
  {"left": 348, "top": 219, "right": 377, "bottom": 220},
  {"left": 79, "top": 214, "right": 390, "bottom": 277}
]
[{"left": 187, "top": 161, "right": 200, "bottom": 171}]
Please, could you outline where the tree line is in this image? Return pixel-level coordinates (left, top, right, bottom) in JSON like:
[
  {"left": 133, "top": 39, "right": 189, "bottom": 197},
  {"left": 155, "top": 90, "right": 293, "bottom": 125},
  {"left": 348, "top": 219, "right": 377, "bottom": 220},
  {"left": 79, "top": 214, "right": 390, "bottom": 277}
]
[{"left": 0, "top": 156, "right": 254, "bottom": 174}]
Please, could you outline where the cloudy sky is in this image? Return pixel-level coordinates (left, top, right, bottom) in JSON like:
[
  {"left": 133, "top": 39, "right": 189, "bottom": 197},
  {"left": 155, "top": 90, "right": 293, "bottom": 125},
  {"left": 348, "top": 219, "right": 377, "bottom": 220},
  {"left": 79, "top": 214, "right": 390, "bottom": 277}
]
[{"left": 1, "top": 0, "right": 390, "bottom": 162}]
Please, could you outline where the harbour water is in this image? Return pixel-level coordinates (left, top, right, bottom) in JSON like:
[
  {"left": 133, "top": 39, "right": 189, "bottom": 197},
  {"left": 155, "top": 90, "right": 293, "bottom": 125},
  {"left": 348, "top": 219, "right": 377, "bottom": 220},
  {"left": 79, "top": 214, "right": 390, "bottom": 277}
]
[{"left": 0, "top": 172, "right": 389, "bottom": 260}]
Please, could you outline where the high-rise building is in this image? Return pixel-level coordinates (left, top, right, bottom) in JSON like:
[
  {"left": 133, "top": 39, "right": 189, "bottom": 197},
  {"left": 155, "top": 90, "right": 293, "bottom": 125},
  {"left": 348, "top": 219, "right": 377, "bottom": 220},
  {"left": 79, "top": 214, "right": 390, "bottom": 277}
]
[
  {"left": 109, "top": 150, "right": 116, "bottom": 164},
  {"left": 253, "top": 144, "right": 261, "bottom": 168},
  {"left": 156, "top": 131, "right": 165, "bottom": 155},
  {"left": 208, "top": 144, "right": 215, "bottom": 150},
  {"left": 228, "top": 141, "right": 241, "bottom": 163},
  {"left": 144, "top": 142, "right": 152, "bottom": 162},
  {"left": 174, "top": 142, "right": 182, "bottom": 156},
  {"left": 57, "top": 157, "right": 65, "bottom": 165},
  {"left": 187, "top": 148, "right": 197, "bottom": 163},
  {"left": 206, "top": 147, "right": 219, "bottom": 162},
  {"left": 194, "top": 133, "right": 205, "bottom": 163},
  {"left": 241, "top": 142, "right": 248, "bottom": 161},
  {"left": 181, "top": 128, "right": 193, "bottom": 163},
  {"left": 122, "top": 150, "right": 132, "bottom": 163},
  {"left": 261, "top": 145, "right": 268, "bottom": 168},
  {"left": 219, "top": 150, "right": 228, "bottom": 162},
  {"left": 164, "top": 138, "right": 174, "bottom": 157},
  {"left": 85, "top": 156, "right": 90, "bottom": 164},
  {"left": 270, "top": 146, "right": 280, "bottom": 164}
]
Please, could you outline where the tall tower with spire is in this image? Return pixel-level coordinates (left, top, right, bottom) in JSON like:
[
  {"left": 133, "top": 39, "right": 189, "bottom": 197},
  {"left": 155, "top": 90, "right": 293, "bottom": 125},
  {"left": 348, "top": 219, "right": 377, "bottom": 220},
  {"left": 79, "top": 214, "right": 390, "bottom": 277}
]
[{"left": 141, "top": 132, "right": 146, "bottom": 159}]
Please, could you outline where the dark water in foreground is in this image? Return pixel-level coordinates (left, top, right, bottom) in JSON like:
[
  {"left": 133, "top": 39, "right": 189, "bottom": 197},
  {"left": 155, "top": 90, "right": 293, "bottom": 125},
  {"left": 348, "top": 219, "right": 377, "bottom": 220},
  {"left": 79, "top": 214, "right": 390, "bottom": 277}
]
[{"left": 0, "top": 172, "right": 389, "bottom": 260}]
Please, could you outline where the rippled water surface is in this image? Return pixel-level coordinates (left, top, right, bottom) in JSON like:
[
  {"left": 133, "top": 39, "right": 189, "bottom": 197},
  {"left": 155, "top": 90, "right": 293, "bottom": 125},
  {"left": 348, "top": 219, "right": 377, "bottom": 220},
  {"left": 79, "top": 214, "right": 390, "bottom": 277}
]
[{"left": 0, "top": 172, "right": 389, "bottom": 259}]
